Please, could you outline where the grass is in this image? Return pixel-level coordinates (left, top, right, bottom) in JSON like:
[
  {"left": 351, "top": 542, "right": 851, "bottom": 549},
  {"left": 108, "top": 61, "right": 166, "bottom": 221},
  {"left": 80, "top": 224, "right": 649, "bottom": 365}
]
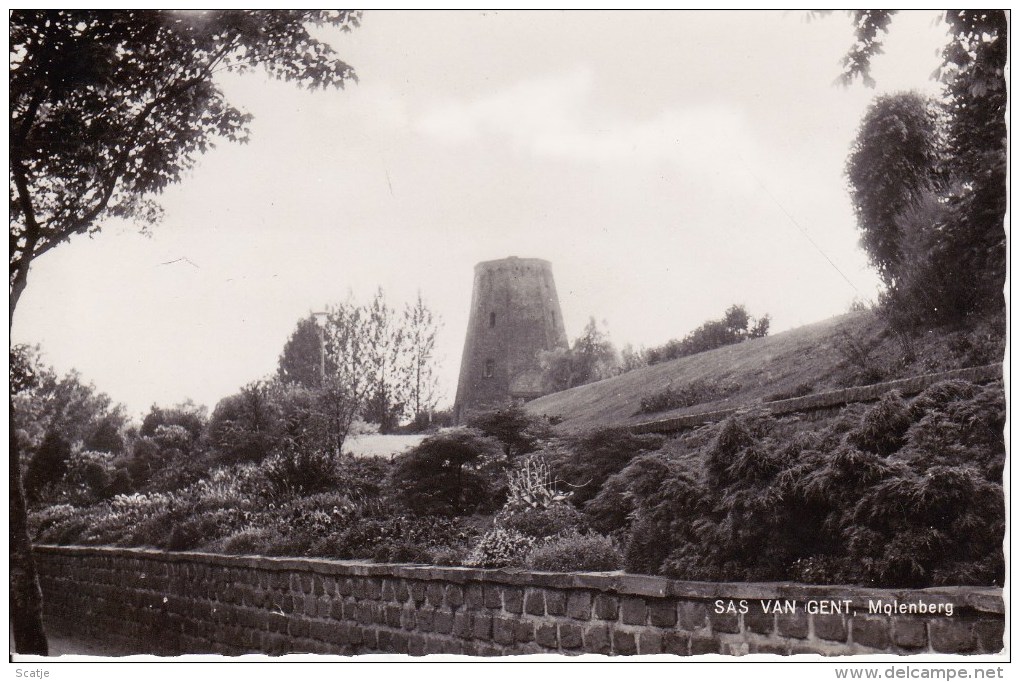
[
  {"left": 345, "top": 434, "right": 426, "bottom": 459},
  {"left": 525, "top": 310, "right": 1001, "bottom": 433}
]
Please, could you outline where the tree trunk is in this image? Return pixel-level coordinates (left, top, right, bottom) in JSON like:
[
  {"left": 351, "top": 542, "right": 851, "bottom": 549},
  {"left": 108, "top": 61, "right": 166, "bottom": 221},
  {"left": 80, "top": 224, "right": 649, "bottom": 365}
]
[{"left": 10, "top": 401, "right": 49, "bottom": 655}]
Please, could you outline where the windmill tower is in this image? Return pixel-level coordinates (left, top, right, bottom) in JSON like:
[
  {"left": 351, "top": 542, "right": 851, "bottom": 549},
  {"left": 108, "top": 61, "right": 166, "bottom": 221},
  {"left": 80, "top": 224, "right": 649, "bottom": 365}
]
[{"left": 454, "top": 257, "right": 568, "bottom": 423}]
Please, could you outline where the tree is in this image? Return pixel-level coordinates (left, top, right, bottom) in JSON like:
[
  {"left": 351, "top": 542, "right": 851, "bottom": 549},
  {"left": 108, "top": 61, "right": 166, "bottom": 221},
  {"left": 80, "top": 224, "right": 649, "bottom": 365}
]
[
  {"left": 539, "top": 317, "right": 619, "bottom": 391},
  {"left": 846, "top": 93, "right": 943, "bottom": 286},
  {"left": 468, "top": 403, "right": 551, "bottom": 461},
  {"left": 640, "top": 304, "right": 771, "bottom": 366},
  {"left": 277, "top": 314, "right": 327, "bottom": 389},
  {"left": 9, "top": 10, "right": 360, "bottom": 653},
  {"left": 140, "top": 401, "right": 207, "bottom": 442},
  {"left": 401, "top": 292, "right": 442, "bottom": 427},
  {"left": 23, "top": 430, "right": 72, "bottom": 503},
  {"left": 836, "top": 10, "right": 1006, "bottom": 325},
  {"left": 320, "top": 299, "right": 375, "bottom": 454},
  {"left": 208, "top": 381, "right": 281, "bottom": 463},
  {"left": 362, "top": 288, "right": 407, "bottom": 433},
  {"left": 571, "top": 317, "right": 619, "bottom": 385}
]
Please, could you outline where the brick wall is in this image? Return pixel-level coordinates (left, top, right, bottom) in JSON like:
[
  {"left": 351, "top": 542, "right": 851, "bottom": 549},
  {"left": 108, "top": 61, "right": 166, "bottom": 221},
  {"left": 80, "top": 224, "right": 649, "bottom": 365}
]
[
  {"left": 631, "top": 363, "right": 1002, "bottom": 434},
  {"left": 35, "top": 545, "right": 1004, "bottom": 656}
]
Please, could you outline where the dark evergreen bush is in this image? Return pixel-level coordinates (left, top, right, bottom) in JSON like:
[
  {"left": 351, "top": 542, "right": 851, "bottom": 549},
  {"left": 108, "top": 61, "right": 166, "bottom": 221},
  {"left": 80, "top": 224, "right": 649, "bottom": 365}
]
[{"left": 388, "top": 428, "right": 504, "bottom": 516}]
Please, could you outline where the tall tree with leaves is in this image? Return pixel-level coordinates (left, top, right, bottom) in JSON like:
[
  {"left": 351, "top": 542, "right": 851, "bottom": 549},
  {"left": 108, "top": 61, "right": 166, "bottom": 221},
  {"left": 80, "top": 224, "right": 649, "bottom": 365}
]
[
  {"left": 9, "top": 10, "right": 359, "bottom": 653},
  {"left": 401, "top": 292, "right": 442, "bottom": 427},
  {"left": 362, "top": 288, "right": 407, "bottom": 433},
  {"left": 845, "top": 93, "right": 943, "bottom": 287},
  {"left": 836, "top": 10, "right": 1006, "bottom": 324},
  {"left": 277, "top": 314, "right": 327, "bottom": 389},
  {"left": 320, "top": 299, "right": 374, "bottom": 454}
]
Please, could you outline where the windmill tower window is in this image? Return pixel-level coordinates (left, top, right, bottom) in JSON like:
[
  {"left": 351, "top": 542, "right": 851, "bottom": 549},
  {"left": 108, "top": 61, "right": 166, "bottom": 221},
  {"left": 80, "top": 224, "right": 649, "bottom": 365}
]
[
  {"left": 489, "top": 312, "right": 496, "bottom": 327},
  {"left": 484, "top": 359, "right": 495, "bottom": 378}
]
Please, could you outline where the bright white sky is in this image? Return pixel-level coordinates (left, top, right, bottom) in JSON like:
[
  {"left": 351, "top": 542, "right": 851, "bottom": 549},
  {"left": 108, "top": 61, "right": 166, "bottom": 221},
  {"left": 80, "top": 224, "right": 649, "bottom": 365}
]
[{"left": 11, "top": 10, "right": 951, "bottom": 419}]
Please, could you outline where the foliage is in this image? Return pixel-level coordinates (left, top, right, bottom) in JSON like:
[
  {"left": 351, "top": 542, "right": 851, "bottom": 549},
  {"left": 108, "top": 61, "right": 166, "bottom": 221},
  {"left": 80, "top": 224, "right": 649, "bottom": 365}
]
[
  {"left": 845, "top": 93, "right": 943, "bottom": 286},
  {"left": 845, "top": 391, "right": 911, "bottom": 456},
  {"left": 549, "top": 429, "right": 664, "bottom": 506},
  {"left": 10, "top": 343, "right": 44, "bottom": 396},
  {"left": 464, "top": 527, "right": 535, "bottom": 569},
  {"left": 539, "top": 317, "right": 619, "bottom": 391},
  {"left": 598, "top": 381, "right": 1003, "bottom": 587},
  {"left": 13, "top": 361, "right": 125, "bottom": 453},
  {"left": 24, "top": 431, "right": 72, "bottom": 502},
  {"left": 9, "top": 10, "right": 360, "bottom": 319},
  {"left": 837, "top": 11, "right": 1006, "bottom": 328},
  {"left": 277, "top": 315, "right": 326, "bottom": 389},
  {"left": 401, "top": 292, "right": 442, "bottom": 425},
  {"left": 498, "top": 504, "right": 584, "bottom": 540},
  {"left": 140, "top": 401, "right": 206, "bottom": 441},
  {"left": 525, "top": 532, "right": 622, "bottom": 572},
  {"left": 388, "top": 428, "right": 505, "bottom": 516},
  {"left": 259, "top": 451, "right": 341, "bottom": 499},
  {"left": 642, "top": 305, "right": 770, "bottom": 366},
  {"left": 467, "top": 403, "right": 551, "bottom": 461},
  {"left": 503, "top": 455, "right": 572, "bottom": 512},
  {"left": 637, "top": 379, "right": 740, "bottom": 415},
  {"left": 83, "top": 416, "right": 126, "bottom": 454},
  {"left": 208, "top": 381, "right": 281, "bottom": 464}
]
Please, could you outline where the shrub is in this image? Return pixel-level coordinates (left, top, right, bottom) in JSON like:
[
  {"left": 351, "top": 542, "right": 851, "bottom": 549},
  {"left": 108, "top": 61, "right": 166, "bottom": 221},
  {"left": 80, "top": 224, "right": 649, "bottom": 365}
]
[
  {"left": 140, "top": 402, "right": 206, "bottom": 441},
  {"left": 372, "top": 541, "right": 433, "bottom": 564},
  {"left": 846, "top": 391, "right": 911, "bottom": 456},
  {"left": 208, "top": 382, "right": 281, "bottom": 464},
  {"left": 498, "top": 504, "right": 584, "bottom": 540},
  {"left": 637, "top": 379, "right": 740, "bottom": 415},
  {"left": 61, "top": 450, "right": 118, "bottom": 504},
  {"left": 388, "top": 428, "right": 504, "bottom": 516},
  {"left": 431, "top": 545, "right": 470, "bottom": 566},
  {"left": 464, "top": 527, "right": 534, "bottom": 569},
  {"left": 550, "top": 429, "right": 664, "bottom": 506},
  {"left": 208, "top": 527, "right": 275, "bottom": 555},
  {"left": 24, "top": 430, "right": 72, "bottom": 502},
  {"left": 467, "top": 403, "right": 552, "bottom": 460},
  {"left": 525, "top": 532, "right": 621, "bottom": 572},
  {"left": 261, "top": 450, "right": 340, "bottom": 498}
]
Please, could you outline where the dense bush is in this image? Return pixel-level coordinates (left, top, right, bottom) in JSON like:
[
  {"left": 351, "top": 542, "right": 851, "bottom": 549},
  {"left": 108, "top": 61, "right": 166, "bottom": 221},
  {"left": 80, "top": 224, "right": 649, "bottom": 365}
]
[
  {"left": 24, "top": 430, "right": 72, "bottom": 502},
  {"left": 550, "top": 429, "right": 664, "bottom": 506},
  {"left": 140, "top": 402, "right": 206, "bottom": 441},
  {"left": 389, "top": 428, "right": 504, "bottom": 516},
  {"left": 208, "top": 382, "right": 281, "bottom": 464},
  {"left": 467, "top": 404, "right": 551, "bottom": 460},
  {"left": 525, "top": 532, "right": 621, "bottom": 572},
  {"left": 604, "top": 381, "right": 1004, "bottom": 587}
]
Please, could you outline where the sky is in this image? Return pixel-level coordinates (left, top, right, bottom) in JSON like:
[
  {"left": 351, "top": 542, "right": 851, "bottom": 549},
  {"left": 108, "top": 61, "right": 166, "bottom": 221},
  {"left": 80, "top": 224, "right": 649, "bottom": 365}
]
[{"left": 11, "top": 10, "right": 953, "bottom": 419}]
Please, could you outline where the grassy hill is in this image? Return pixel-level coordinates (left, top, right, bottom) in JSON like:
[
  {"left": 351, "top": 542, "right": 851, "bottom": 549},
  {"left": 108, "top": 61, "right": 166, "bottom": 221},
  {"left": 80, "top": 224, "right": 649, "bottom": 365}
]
[{"left": 524, "top": 309, "right": 1001, "bottom": 433}]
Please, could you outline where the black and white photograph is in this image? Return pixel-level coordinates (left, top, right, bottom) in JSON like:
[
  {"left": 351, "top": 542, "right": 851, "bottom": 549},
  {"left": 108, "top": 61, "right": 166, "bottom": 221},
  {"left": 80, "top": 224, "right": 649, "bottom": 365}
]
[{"left": 8, "top": 8, "right": 1008, "bottom": 670}]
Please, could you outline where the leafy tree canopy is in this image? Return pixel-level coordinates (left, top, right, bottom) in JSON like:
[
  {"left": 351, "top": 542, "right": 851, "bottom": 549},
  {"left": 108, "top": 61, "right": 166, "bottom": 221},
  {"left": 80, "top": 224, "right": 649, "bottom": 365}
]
[
  {"left": 836, "top": 10, "right": 1006, "bottom": 325},
  {"left": 845, "top": 93, "right": 942, "bottom": 285},
  {"left": 9, "top": 10, "right": 360, "bottom": 322}
]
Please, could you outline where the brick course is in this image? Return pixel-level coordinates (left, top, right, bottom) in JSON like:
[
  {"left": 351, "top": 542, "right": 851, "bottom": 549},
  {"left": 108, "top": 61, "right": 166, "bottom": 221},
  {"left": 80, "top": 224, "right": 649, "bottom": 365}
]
[{"left": 34, "top": 545, "right": 1004, "bottom": 657}]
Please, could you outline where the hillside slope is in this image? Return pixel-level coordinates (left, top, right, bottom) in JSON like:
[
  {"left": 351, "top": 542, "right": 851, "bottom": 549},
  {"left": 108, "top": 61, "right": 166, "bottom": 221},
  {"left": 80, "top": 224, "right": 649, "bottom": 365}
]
[{"left": 524, "top": 310, "right": 998, "bottom": 433}]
